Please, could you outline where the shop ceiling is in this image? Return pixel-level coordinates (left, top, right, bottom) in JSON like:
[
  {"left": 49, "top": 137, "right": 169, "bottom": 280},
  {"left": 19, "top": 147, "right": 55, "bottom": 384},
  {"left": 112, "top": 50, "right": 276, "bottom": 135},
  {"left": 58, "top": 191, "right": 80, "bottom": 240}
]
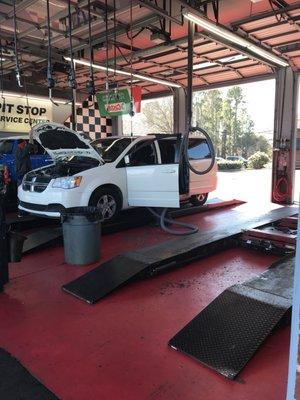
[{"left": 0, "top": 0, "right": 299, "bottom": 97}]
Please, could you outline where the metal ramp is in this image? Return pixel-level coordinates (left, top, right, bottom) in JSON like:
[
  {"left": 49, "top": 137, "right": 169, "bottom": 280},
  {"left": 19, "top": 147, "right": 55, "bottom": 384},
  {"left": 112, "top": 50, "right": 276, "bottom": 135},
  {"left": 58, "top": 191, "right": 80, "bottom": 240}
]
[
  {"left": 62, "top": 206, "right": 297, "bottom": 304},
  {"left": 169, "top": 256, "right": 294, "bottom": 379},
  {"left": 23, "top": 227, "right": 62, "bottom": 254}
]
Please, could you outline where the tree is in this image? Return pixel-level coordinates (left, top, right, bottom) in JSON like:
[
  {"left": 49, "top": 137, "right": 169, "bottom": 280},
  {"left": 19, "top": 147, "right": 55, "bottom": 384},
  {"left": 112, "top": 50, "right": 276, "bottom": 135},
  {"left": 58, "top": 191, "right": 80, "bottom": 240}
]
[
  {"left": 193, "top": 90, "right": 223, "bottom": 154},
  {"left": 136, "top": 85, "right": 264, "bottom": 159},
  {"left": 221, "top": 86, "right": 245, "bottom": 156},
  {"left": 238, "top": 113, "right": 256, "bottom": 158},
  {"left": 252, "top": 135, "right": 272, "bottom": 156},
  {"left": 142, "top": 97, "right": 173, "bottom": 133}
]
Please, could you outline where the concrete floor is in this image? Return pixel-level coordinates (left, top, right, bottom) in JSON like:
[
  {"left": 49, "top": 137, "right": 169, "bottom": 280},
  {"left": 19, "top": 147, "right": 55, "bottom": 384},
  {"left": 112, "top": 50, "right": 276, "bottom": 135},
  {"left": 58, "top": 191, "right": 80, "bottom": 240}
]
[
  {"left": 213, "top": 168, "right": 300, "bottom": 204},
  {"left": 0, "top": 202, "right": 292, "bottom": 400}
]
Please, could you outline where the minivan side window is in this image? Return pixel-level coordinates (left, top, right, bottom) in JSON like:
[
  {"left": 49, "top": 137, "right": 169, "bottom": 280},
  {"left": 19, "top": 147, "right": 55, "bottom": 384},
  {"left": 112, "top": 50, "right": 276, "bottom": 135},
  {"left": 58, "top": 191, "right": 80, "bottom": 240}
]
[
  {"left": 188, "top": 138, "right": 211, "bottom": 160},
  {"left": 158, "top": 139, "right": 178, "bottom": 164},
  {"left": 126, "top": 141, "right": 157, "bottom": 166}
]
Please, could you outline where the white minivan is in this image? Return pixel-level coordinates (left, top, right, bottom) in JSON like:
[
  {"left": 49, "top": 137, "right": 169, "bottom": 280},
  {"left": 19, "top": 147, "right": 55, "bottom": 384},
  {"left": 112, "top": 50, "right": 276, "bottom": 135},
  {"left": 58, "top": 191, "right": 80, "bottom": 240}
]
[{"left": 18, "top": 123, "right": 217, "bottom": 221}]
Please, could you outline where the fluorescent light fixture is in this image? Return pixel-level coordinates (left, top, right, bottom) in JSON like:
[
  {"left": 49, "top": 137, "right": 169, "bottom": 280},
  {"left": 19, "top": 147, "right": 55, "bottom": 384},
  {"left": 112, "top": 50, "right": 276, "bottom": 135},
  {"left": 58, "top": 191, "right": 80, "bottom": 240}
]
[
  {"left": 193, "top": 55, "right": 248, "bottom": 70},
  {"left": 193, "top": 61, "right": 216, "bottom": 70},
  {"left": 183, "top": 9, "right": 289, "bottom": 67},
  {"left": 0, "top": 57, "right": 6, "bottom": 62},
  {"left": 1, "top": 91, "right": 81, "bottom": 106},
  {"left": 65, "top": 57, "right": 182, "bottom": 88},
  {"left": 219, "top": 54, "right": 247, "bottom": 63}
]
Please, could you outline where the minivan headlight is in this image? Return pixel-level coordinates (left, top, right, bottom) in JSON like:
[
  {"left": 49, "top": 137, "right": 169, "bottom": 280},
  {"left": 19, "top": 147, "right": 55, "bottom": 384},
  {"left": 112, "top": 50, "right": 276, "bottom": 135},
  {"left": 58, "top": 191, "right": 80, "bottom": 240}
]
[{"left": 52, "top": 176, "right": 82, "bottom": 189}]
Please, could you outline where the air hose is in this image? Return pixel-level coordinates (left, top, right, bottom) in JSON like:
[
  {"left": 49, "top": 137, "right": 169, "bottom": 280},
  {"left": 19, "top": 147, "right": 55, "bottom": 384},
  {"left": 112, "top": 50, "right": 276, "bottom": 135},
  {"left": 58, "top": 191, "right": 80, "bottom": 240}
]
[
  {"left": 86, "top": 0, "right": 95, "bottom": 96},
  {"left": 149, "top": 126, "right": 216, "bottom": 236},
  {"left": 184, "top": 126, "right": 216, "bottom": 175},
  {"left": 12, "top": 0, "right": 22, "bottom": 87},
  {"left": 148, "top": 207, "right": 198, "bottom": 236}
]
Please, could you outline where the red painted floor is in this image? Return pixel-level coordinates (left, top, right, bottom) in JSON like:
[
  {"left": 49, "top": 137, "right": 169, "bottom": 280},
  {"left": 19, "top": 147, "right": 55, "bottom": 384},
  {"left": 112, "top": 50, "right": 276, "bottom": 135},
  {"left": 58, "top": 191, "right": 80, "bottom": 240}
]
[{"left": 0, "top": 203, "right": 290, "bottom": 400}]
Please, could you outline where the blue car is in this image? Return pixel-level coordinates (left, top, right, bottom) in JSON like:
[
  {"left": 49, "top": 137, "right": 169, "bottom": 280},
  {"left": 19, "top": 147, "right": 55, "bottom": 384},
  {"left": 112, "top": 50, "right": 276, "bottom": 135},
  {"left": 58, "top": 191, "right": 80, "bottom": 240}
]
[{"left": 0, "top": 136, "right": 52, "bottom": 192}]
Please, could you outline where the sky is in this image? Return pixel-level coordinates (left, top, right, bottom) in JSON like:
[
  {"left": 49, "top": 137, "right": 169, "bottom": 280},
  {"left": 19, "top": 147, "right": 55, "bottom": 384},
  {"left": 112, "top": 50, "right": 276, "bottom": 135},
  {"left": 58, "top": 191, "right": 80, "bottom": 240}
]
[{"left": 123, "top": 78, "right": 300, "bottom": 135}]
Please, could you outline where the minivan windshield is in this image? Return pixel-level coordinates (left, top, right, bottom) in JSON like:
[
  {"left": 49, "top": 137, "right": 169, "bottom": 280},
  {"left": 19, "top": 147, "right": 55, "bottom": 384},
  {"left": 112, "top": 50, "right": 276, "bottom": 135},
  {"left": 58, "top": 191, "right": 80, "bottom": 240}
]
[{"left": 92, "top": 138, "right": 134, "bottom": 163}]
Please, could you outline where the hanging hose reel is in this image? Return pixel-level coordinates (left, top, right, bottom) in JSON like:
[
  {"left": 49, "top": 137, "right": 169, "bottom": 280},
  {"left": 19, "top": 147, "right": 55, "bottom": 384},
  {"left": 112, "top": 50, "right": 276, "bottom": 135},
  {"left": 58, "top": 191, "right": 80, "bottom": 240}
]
[
  {"left": 46, "top": 0, "right": 76, "bottom": 107},
  {"left": 12, "top": 0, "right": 22, "bottom": 88},
  {"left": 86, "top": 0, "right": 95, "bottom": 97},
  {"left": 0, "top": 37, "right": 6, "bottom": 128}
]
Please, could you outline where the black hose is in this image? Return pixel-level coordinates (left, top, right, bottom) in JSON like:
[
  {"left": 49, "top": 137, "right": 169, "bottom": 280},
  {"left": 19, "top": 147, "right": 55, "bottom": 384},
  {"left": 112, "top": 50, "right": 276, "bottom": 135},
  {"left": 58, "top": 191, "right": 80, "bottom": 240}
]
[
  {"left": 46, "top": 1, "right": 70, "bottom": 107},
  {"left": 86, "top": 0, "right": 95, "bottom": 96},
  {"left": 67, "top": 0, "right": 76, "bottom": 91},
  {"left": 156, "top": 126, "right": 215, "bottom": 236},
  {"left": 184, "top": 126, "right": 216, "bottom": 175},
  {"left": 12, "top": 0, "right": 22, "bottom": 87},
  {"left": 0, "top": 38, "right": 5, "bottom": 99},
  {"left": 148, "top": 208, "right": 198, "bottom": 236},
  {"left": 0, "top": 36, "right": 6, "bottom": 128},
  {"left": 46, "top": 0, "right": 55, "bottom": 90}
]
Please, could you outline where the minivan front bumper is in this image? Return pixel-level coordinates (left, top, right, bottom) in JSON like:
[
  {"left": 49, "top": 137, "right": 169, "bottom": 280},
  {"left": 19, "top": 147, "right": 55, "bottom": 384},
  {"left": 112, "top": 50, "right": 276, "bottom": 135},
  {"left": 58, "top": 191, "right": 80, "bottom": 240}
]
[
  {"left": 18, "top": 184, "right": 86, "bottom": 218},
  {"left": 19, "top": 201, "right": 62, "bottom": 218}
]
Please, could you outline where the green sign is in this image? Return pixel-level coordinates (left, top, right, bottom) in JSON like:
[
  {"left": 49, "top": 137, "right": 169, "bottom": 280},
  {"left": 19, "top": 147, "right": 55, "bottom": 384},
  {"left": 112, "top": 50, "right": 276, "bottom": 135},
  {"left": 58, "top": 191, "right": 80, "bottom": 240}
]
[{"left": 96, "top": 88, "right": 131, "bottom": 117}]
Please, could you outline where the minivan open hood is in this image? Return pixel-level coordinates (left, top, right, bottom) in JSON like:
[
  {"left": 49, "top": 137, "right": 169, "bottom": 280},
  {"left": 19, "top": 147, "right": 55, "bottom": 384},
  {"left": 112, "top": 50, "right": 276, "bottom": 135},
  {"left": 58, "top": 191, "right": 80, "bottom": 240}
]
[{"left": 32, "top": 122, "right": 103, "bottom": 162}]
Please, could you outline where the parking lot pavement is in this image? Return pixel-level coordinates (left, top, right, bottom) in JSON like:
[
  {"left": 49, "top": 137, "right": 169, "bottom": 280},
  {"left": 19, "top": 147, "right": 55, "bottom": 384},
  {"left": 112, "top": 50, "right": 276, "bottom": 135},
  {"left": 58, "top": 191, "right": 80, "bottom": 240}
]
[{"left": 211, "top": 168, "right": 300, "bottom": 205}]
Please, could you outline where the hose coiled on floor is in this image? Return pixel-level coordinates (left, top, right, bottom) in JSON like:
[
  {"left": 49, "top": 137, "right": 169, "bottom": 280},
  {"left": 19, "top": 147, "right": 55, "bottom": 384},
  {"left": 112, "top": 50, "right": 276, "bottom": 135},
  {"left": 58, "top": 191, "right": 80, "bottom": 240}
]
[{"left": 147, "top": 207, "right": 199, "bottom": 236}]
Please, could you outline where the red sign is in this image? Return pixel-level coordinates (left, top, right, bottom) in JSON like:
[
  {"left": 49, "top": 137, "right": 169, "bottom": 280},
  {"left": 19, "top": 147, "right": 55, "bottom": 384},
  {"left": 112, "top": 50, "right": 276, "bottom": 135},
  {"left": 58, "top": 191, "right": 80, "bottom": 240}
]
[{"left": 131, "top": 86, "right": 142, "bottom": 113}]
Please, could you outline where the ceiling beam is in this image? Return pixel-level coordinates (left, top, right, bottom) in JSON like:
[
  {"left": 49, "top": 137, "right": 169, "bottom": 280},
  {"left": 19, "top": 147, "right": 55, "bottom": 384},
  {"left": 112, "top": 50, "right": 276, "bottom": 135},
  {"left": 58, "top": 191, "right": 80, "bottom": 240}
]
[
  {"left": 107, "top": 33, "right": 205, "bottom": 65},
  {"left": 141, "top": 72, "right": 275, "bottom": 100},
  {"left": 1, "top": 31, "right": 65, "bottom": 63},
  {"left": 276, "top": 42, "right": 300, "bottom": 53},
  {"left": 246, "top": 16, "right": 300, "bottom": 34},
  {"left": 0, "top": 0, "right": 37, "bottom": 23},
  {"left": 72, "top": 13, "right": 160, "bottom": 52},
  {"left": 231, "top": 2, "right": 300, "bottom": 27},
  {"left": 137, "top": 0, "right": 182, "bottom": 25},
  {"left": 179, "top": 4, "right": 289, "bottom": 68}
]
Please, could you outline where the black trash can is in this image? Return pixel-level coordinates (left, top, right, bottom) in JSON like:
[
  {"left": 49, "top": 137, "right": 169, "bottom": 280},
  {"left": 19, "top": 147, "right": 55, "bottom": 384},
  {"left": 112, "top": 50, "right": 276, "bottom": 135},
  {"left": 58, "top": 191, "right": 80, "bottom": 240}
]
[{"left": 61, "top": 207, "right": 101, "bottom": 265}]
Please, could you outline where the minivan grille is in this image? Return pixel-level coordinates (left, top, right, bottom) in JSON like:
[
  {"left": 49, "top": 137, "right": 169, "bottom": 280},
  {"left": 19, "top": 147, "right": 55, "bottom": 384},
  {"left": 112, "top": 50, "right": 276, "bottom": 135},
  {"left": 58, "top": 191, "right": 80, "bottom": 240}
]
[{"left": 22, "top": 176, "right": 50, "bottom": 193}]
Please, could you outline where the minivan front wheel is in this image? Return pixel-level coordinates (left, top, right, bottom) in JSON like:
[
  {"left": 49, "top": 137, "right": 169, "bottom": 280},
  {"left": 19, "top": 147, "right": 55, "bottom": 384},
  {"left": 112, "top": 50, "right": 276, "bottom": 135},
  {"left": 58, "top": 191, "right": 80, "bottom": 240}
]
[
  {"left": 190, "top": 193, "right": 208, "bottom": 206},
  {"left": 89, "top": 187, "right": 121, "bottom": 222}
]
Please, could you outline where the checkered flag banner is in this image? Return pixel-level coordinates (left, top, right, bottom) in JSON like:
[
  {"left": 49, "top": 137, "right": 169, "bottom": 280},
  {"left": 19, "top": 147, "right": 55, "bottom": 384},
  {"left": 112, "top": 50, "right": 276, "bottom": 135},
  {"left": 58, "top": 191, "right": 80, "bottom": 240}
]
[{"left": 64, "top": 98, "right": 113, "bottom": 140}]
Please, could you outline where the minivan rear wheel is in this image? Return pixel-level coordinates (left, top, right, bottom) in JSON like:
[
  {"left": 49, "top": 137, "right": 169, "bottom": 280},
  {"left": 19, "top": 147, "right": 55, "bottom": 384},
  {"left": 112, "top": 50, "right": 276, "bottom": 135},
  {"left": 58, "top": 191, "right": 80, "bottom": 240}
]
[
  {"left": 89, "top": 187, "right": 121, "bottom": 222},
  {"left": 190, "top": 193, "right": 208, "bottom": 206}
]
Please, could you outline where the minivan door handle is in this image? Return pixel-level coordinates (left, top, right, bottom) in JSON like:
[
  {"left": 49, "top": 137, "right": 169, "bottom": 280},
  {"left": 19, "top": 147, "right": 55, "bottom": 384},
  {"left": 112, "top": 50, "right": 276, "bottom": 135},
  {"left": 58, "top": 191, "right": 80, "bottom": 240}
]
[{"left": 162, "top": 169, "right": 176, "bottom": 174}]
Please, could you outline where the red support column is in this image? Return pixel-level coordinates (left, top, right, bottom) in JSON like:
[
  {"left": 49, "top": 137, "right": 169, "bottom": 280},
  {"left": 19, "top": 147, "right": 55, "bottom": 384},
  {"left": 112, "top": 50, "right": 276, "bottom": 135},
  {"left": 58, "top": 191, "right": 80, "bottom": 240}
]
[{"left": 272, "top": 68, "right": 299, "bottom": 204}]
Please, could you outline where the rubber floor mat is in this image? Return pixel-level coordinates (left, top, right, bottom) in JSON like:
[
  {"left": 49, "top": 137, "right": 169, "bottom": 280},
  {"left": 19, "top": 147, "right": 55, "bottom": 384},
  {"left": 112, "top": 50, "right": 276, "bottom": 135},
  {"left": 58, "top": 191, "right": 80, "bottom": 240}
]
[
  {"left": 0, "top": 348, "right": 58, "bottom": 399},
  {"left": 62, "top": 255, "right": 150, "bottom": 304},
  {"left": 23, "top": 227, "right": 62, "bottom": 253},
  {"left": 169, "top": 257, "right": 294, "bottom": 379}
]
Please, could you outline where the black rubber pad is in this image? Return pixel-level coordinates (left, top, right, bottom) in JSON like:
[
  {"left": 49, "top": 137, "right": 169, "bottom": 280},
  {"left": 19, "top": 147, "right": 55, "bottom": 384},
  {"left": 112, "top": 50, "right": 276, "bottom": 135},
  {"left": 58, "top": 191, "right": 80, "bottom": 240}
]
[
  {"left": 169, "top": 257, "right": 294, "bottom": 379},
  {"left": 244, "top": 256, "right": 294, "bottom": 300},
  {"left": 23, "top": 228, "right": 62, "bottom": 253},
  {"left": 62, "top": 255, "right": 150, "bottom": 304},
  {"left": 0, "top": 348, "right": 58, "bottom": 399}
]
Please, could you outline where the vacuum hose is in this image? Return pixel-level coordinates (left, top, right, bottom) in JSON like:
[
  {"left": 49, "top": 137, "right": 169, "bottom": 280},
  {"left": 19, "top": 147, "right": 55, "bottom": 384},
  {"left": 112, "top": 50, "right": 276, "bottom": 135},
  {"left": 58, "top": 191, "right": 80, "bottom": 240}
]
[
  {"left": 185, "top": 126, "right": 216, "bottom": 175},
  {"left": 148, "top": 207, "right": 199, "bottom": 236},
  {"left": 150, "top": 126, "right": 216, "bottom": 236}
]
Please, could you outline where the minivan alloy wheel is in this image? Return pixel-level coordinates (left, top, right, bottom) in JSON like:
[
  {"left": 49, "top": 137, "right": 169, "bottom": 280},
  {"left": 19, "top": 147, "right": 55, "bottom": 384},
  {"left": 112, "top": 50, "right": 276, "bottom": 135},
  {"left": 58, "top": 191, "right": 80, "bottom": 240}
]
[
  {"left": 196, "top": 194, "right": 206, "bottom": 202},
  {"left": 97, "top": 194, "right": 117, "bottom": 220}
]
